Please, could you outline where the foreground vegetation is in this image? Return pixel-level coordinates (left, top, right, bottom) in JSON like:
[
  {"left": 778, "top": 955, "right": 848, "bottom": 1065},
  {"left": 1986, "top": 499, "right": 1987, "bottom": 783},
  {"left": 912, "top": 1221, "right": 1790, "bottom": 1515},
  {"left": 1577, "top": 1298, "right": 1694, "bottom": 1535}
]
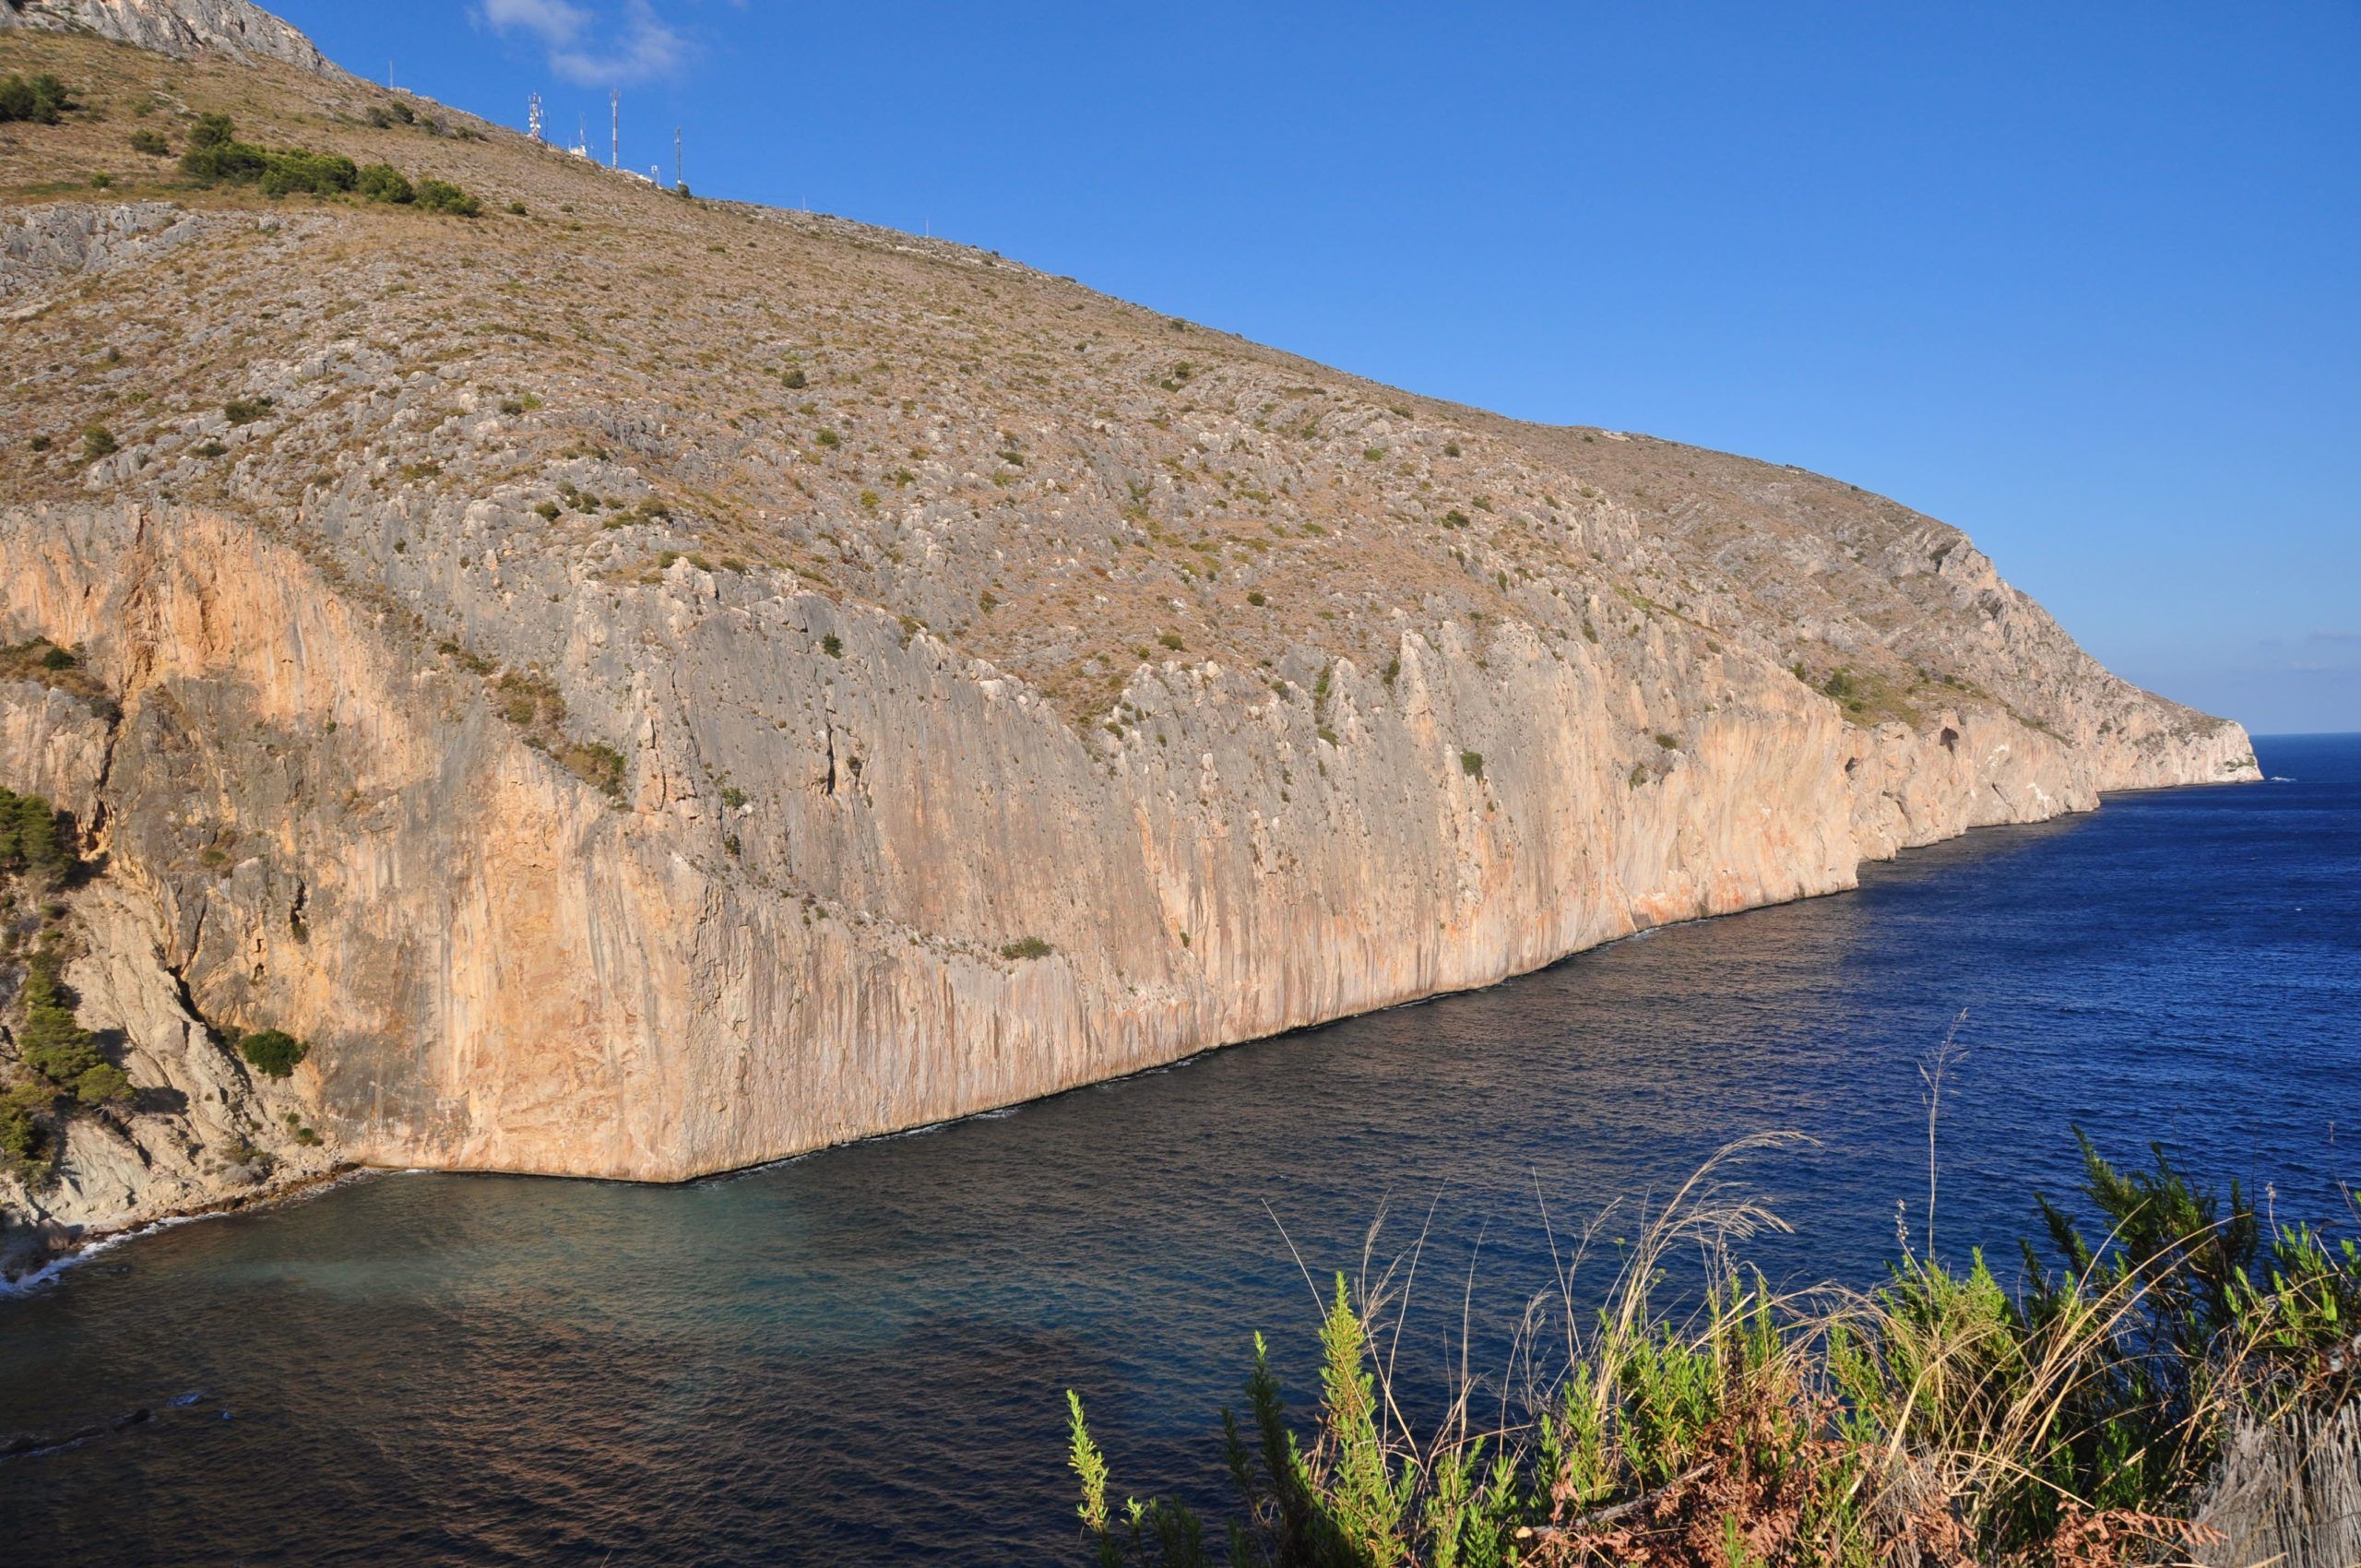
[{"left": 1066, "top": 1137, "right": 2358, "bottom": 1566}]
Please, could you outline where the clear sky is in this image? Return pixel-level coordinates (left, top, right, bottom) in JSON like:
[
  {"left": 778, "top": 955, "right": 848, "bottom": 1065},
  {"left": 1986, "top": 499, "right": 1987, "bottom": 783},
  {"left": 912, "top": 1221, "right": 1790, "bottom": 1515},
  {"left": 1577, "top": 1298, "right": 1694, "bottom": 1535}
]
[{"left": 275, "top": 1, "right": 2359, "bottom": 735}]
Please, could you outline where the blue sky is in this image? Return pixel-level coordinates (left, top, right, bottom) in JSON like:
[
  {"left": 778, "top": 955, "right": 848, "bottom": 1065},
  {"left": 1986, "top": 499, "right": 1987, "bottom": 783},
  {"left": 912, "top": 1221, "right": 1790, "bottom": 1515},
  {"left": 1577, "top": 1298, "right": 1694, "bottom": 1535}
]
[{"left": 278, "top": 1, "right": 2359, "bottom": 734}]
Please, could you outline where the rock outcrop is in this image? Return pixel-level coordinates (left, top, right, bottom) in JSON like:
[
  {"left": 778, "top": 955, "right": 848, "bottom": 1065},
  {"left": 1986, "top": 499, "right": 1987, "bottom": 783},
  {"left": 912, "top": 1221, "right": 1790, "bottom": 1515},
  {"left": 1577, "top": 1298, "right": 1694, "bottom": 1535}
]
[
  {"left": 0, "top": 0, "right": 331, "bottom": 74},
  {"left": 0, "top": 13, "right": 2259, "bottom": 1265}
]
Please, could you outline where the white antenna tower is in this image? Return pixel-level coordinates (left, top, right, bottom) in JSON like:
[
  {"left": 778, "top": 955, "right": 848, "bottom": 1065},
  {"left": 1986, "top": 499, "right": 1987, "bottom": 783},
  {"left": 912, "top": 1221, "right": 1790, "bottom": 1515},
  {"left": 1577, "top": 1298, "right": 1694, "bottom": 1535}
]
[
  {"left": 674, "top": 125, "right": 682, "bottom": 189},
  {"left": 528, "top": 92, "right": 544, "bottom": 143},
  {"left": 610, "top": 89, "right": 620, "bottom": 169}
]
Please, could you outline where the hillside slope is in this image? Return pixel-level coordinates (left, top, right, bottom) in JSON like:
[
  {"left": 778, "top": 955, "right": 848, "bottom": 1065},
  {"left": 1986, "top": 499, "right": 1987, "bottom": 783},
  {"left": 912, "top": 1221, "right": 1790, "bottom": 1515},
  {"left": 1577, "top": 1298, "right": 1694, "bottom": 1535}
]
[{"left": 0, "top": 15, "right": 2257, "bottom": 1260}]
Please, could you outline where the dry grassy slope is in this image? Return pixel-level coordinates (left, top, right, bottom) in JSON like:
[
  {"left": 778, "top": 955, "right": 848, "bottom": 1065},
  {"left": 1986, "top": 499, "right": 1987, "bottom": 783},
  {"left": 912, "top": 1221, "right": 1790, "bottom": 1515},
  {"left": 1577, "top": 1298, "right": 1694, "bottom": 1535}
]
[
  {"left": 0, "top": 30, "right": 2225, "bottom": 742},
  {"left": 0, "top": 28, "right": 2258, "bottom": 1235}
]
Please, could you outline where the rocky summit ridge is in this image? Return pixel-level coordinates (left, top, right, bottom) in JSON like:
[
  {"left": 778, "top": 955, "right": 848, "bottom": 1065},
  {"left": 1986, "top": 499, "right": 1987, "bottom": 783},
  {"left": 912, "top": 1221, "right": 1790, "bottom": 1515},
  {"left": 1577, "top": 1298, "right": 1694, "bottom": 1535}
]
[
  {"left": 0, "top": 6, "right": 2258, "bottom": 1266},
  {"left": 0, "top": 0, "right": 329, "bottom": 74}
]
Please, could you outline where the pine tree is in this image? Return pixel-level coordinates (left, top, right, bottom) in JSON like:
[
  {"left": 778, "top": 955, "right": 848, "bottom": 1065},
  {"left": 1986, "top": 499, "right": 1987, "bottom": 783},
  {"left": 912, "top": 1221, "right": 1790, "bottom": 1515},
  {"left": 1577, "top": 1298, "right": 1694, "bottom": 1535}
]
[
  {"left": 14, "top": 793, "right": 64, "bottom": 875},
  {"left": 18, "top": 953, "right": 102, "bottom": 1087}
]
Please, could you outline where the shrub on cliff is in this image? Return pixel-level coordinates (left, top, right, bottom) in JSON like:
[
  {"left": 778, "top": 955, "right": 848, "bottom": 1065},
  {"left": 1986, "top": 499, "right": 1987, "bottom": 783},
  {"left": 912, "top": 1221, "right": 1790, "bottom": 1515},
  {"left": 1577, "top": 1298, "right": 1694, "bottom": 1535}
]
[
  {"left": 18, "top": 953, "right": 105, "bottom": 1094},
  {"left": 238, "top": 1029, "right": 309, "bottom": 1079},
  {"left": 0, "top": 1080, "right": 53, "bottom": 1175},
  {"left": 72, "top": 1063, "right": 132, "bottom": 1107},
  {"left": 0, "top": 789, "right": 77, "bottom": 881}
]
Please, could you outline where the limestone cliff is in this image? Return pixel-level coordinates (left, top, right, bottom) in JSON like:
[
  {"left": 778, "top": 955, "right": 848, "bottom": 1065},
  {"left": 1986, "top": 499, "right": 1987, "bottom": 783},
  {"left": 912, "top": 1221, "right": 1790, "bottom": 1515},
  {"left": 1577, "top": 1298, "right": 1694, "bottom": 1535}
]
[
  {"left": 0, "top": 14, "right": 2258, "bottom": 1263},
  {"left": 0, "top": 0, "right": 331, "bottom": 75}
]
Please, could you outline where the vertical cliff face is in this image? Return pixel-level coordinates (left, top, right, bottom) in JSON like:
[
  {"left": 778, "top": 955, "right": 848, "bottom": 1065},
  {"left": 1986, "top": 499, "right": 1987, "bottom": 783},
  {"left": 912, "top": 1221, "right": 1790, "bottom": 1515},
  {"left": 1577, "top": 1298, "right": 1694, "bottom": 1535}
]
[{"left": 0, "top": 22, "right": 2258, "bottom": 1253}]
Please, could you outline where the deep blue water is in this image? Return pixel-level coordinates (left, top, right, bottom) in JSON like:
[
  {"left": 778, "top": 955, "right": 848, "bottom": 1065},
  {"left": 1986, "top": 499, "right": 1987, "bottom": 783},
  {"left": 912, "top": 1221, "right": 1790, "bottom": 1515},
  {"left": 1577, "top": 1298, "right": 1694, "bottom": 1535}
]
[{"left": 2, "top": 733, "right": 2354, "bottom": 1565}]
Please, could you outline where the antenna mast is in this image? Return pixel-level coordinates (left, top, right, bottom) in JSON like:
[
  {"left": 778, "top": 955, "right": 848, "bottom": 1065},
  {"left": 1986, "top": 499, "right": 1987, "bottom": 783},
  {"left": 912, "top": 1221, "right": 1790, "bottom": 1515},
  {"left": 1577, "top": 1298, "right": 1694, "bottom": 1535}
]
[
  {"left": 674, "top": 126, "right": 682, "bottom": 189},
  {"left": 528, "top": 91, "right": 544, "bottom": 143},
  {"left": 610, "top": 89, "right": 620, "bottom": 169}
]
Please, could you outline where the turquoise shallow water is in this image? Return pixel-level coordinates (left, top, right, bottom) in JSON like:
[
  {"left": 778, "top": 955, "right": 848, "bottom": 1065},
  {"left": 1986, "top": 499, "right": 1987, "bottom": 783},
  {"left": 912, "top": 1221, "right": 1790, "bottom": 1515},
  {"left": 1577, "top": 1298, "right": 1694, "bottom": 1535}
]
[{"left": 2, "top": 733, "right": 2355, "bottom": 1565}]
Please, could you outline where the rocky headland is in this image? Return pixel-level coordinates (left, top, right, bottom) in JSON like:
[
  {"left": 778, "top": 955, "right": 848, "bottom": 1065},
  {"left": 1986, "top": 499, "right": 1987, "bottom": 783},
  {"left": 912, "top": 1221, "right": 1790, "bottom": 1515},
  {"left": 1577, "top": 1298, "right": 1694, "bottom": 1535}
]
[{"left": 0, "top": 3, "right": 2258, "bottom": 1273}]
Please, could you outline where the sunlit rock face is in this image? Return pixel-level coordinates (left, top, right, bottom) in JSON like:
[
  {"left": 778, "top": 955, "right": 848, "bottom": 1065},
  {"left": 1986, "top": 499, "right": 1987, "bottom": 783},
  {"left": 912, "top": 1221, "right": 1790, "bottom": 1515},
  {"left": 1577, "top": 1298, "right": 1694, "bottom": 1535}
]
[
  {"left": 0, "top": 0, "right": 333, "bottom": 73},
  {"left": 0, "top": 9, "right": 2256, "bottom": 1247}
]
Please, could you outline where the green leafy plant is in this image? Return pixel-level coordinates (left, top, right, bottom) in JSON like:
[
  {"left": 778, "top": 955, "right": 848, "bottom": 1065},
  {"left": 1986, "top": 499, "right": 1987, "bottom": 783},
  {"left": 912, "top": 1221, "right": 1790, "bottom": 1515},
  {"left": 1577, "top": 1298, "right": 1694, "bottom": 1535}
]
[
  {"left": 0, "top": 73, "right": 76, "bottom": 125},
  {"left": 1058, "top": 1135, "right": 2360, "bottom": 1568},
  {"left": 413, "top": 178, "right": 481, "bottom": 217},
  {"left": 237, "top": 1028, "right": 309, "bottom": 1078}
]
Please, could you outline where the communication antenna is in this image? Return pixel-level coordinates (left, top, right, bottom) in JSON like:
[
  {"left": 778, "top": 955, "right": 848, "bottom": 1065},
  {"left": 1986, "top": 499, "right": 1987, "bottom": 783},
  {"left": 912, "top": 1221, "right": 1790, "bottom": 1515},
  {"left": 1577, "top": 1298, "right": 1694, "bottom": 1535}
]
[
  {"left": 611, "top": 89, "right": 620, "bottom": 169},
  {"left": 528, "top": 91, "right": 545, "bottom": 143},
  {"left": 674, "top": 126, "right": 682, "bottom": 189}
]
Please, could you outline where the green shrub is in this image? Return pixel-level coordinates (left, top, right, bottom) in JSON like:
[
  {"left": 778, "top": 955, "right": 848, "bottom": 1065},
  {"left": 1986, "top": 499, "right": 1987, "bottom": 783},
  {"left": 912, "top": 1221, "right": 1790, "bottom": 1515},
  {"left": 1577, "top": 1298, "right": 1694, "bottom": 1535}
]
[
  {"left": 188, "top": 112, "right": 235, "bottom": 150},
  {"left": 129, "top": 128, "right": 170, "bottom": 157},
  {"left": 1157, "top": 632, "right": 1185, "bottom": 651},
  {"left": 81, "top": 425, "right": 118, "bottom": 463},
  {"left": 179, "top": 122, "right": 268, "bottom": 184},
  {"left": 355, "top": 161, "right": 414, "bottom": 204},
  {"left": 256, "top": 149, "right": 357, "bottom": 197},
  {"left": 74, "top": 1063, "right": 132, "bottom": 1107},
  {"left": 1459, "top": 749, "right": 1484, "bottom": 778},
  {"left": 558, "top": 740, "right": 627, "bottom": 799},
  {"left": 237, "top": 1028, "right": 308, "bottom": 1078},
  {"left": 0, "top": 73, "right": 76, "bottom": 125},
  {"left": 1000, "top": 936, "right": 1052, "bottom": 961},
  {"left": 820, "top": 634, "right": 844, "bottom": 659},
  {"left": 413, "top": 178, "right": 481, "bottom": 217},
  {"left": 781, "top": 367, "right": 808, "bottom": 389},
  {"left": 223, "top": 396, "right": 275, "bottom": 426},
  {"left": 0, "top": 1080, "right": 52, "bottom": 1172},
  {"left": 18, "top": 954, "right": 103, "bottom": 1090},
  {"left": 0, "top": 789, "right": 77, "bottom": 879}
]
